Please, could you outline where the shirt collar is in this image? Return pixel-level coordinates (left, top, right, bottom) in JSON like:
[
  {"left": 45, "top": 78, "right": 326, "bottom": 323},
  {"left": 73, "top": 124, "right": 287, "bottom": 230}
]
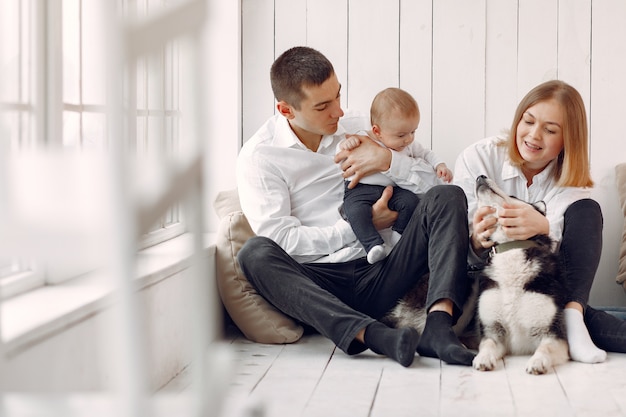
[
  {"left": 319, "top": 123, "right": 346, "bottom": 151},
  {"left": 501, "top": 155, "right": 557, "bottom": 183},
  {"left": 501, "top": 157, "right": 520, "bottom": 181},
  {"left": 273, "top": 116, "right": 302, "bottom": 148},
  {"left": 273, "top": 116, "right": 345, "bottom": 151}
]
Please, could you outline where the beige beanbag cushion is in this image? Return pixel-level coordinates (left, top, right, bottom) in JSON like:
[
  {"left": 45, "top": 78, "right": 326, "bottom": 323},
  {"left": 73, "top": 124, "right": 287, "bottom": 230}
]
[
  {"left": 616, "top": 164, "right": 626, "bottom": 290},
  {"left": 214, "top": 189, "right": 303, "bottom": 344}
]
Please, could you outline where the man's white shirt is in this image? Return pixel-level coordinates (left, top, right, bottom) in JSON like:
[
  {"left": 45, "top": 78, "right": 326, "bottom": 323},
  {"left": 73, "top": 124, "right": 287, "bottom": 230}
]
[{"left": 236, "top": 111, "right": 369, "bottom": 263}]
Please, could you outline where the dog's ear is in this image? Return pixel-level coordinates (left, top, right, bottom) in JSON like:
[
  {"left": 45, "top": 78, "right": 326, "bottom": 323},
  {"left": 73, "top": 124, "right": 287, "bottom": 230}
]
[{"left": 531, "top": 201, "right": 547, "bottom": 216}]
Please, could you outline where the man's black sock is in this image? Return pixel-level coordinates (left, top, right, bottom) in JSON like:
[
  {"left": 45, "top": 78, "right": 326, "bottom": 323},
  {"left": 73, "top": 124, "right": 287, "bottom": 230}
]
[
  {"left": 416, "top": 311, "right": 476, "bottom": 366},
  {"left": 363, "top": 322, "right": 419, "bottom": 368}
]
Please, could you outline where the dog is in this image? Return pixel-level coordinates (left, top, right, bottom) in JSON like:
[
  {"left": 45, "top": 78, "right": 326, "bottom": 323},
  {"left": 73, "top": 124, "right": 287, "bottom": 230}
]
[
  {"left": 383, "top": 175, "right": 569, "bottom": 375},
  {"left": 471, "top": 175, "right": 569, "bottom": 374}
]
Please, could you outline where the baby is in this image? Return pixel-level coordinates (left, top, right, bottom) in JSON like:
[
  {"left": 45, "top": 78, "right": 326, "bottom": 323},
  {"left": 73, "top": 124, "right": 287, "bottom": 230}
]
[{"left": 338, "top": 87, "right": 452, "bottom": 263}]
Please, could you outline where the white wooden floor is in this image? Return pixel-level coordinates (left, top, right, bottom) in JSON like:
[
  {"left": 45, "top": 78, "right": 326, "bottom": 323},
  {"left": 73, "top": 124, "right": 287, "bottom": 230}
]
[{"left": 161, "top": 328, "right": 626, "bottom": 417}]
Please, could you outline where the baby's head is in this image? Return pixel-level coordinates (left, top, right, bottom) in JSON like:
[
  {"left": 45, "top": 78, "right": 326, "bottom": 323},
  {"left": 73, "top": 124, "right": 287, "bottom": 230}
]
[{"left": 370, "top": 88, "right": 420, "bottom": 152}]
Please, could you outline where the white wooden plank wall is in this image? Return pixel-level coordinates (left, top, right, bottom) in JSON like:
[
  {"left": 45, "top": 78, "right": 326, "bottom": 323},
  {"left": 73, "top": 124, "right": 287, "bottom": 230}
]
[{"left": 240, "top": 0, "right": 626, "bottom": 306}]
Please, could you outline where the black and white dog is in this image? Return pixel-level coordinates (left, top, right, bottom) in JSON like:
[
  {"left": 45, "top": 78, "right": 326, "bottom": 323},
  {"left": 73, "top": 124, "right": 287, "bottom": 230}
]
[
  {"left": 383, "top": 175, "right": 569, "bottom": 374},
  {"left": 471, "top": 175, "right": 569, "bottom": 374}
]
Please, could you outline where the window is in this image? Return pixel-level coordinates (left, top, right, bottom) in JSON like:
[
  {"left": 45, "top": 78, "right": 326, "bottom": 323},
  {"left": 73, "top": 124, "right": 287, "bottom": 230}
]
[
  {"left": 1, "top": 0, "right": 42, "bottom": 297},
  {"left": 0, "top": 0, "right": 186, "bottom": 297},
  {"left": 131, "top": 0, "right": 185, "bottom": 247},
  {"left": 1, "top": 0, "right": 36, "bottom": 150},
  {"left": 61, "top": 0, "right": 107, "bottom": 149}
]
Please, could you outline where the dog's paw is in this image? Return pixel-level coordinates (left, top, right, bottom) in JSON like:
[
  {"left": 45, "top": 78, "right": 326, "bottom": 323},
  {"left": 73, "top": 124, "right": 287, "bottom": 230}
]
[
  {"left": 525, "top": 354, "right": 551, "bottom": 375},
  {"left": 473, "top": 338, "right": 503, "bottom": 371},
  {"left": 473, "top": 351, "right": 498, "bottom": 371}
]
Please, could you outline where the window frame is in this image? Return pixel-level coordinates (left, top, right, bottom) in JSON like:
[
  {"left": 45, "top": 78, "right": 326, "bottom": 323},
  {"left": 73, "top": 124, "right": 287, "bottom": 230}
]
[
  {"left": 0, "top": 261, "right": 45, "bottom": 300},
  {"left": 0, "top": 0, "right": 187, "bottom": 296}
]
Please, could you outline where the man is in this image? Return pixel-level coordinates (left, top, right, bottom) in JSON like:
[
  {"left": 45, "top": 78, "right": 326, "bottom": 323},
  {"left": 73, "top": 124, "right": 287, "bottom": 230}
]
[{"left": 236, "top": 46, "right": 474, "bottom": 367}]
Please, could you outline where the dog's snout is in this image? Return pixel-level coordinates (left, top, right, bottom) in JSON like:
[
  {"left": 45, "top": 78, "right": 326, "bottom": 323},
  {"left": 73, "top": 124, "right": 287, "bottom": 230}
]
[{"left": 476, "top": 175, "right": 490, "bottom": 193}]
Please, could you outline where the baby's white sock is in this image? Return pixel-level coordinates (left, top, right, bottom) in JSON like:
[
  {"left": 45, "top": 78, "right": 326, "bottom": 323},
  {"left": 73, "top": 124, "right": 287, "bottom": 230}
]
[
  {"left": 367, "top": 244, "right": 388, "bottom": 264},
  {"left": 565, "top": 308, "right": 606, "bottom": 363}
]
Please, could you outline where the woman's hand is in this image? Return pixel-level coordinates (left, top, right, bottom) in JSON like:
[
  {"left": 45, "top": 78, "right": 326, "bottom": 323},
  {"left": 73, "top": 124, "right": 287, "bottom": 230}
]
[
  {"left": 334, "top": 134, "right": 392, "bottom": 189},
  {"left": 471, "top": 205, "right": 498, "bottom": 253},
  {"left": 470, "top": 200, "right": 550, "bottom": 253},
  {"left": 498, "top": 201, "right": 549, "bottom": 240}
]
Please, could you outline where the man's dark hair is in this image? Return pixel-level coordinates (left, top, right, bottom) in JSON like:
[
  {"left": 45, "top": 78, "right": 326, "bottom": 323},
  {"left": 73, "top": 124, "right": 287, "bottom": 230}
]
[{"left": 270, "top": 46, "right": 335, "bottom": 110}]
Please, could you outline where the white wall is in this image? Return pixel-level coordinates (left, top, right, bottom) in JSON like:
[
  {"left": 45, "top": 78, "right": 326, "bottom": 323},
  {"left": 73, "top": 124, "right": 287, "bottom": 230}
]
[{"left": 239, "top": 0, "right": 626, "bottom": 307}]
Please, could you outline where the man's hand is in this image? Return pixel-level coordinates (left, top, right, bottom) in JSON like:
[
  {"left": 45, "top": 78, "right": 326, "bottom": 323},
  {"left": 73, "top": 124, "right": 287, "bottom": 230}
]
[
  {"left": 334, "top": 134, "right": 392, "bottom": 189},
  {"left": 372, "top": 186, "right": 398, "bottom": 230}
]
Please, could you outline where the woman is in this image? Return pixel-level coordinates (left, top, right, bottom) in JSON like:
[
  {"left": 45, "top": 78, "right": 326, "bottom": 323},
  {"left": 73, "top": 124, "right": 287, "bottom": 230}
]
[{"left": 455, "top": 79, "right": 626, "bottom": 363}]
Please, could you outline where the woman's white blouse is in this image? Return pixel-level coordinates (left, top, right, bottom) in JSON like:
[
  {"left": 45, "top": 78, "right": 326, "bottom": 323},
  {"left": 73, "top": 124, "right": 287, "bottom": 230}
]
[{"left": 453, "top": 136, "right": 591, "bottom": 243}]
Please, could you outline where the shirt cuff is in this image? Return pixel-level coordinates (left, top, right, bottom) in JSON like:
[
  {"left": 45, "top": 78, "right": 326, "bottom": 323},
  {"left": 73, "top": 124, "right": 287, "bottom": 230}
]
[
  {"left": 384, "top": 149, "right": 404, "bottom": 177},
  {"left": 335, "top": 218, "right": 357, "bottom": 245}
]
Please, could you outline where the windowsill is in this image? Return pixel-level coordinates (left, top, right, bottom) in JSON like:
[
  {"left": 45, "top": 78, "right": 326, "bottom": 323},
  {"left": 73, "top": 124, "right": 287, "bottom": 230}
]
[{"left": 1, "top": 232, "right": 216, "bottom": 357}]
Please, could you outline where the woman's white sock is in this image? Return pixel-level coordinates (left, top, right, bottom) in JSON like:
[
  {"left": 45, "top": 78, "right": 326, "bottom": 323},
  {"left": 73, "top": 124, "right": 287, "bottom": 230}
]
[{"left": 565, "top": 308, "right": 606, "bottom": 363}]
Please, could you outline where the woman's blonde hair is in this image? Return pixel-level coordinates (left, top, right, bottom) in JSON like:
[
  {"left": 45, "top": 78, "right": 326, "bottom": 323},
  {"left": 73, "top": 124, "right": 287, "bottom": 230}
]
[{"left": 505, "top": 80, "right": 593, "bottom": 187}]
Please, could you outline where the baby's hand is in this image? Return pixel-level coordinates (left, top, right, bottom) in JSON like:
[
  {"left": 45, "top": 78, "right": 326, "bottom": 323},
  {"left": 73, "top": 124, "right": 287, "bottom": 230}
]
[
  {"left": 436, "top": 164, "right": 453, "bottom": 183},
  {"left": 339, "top": 135, "right": 362, "bottom": 151}
]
